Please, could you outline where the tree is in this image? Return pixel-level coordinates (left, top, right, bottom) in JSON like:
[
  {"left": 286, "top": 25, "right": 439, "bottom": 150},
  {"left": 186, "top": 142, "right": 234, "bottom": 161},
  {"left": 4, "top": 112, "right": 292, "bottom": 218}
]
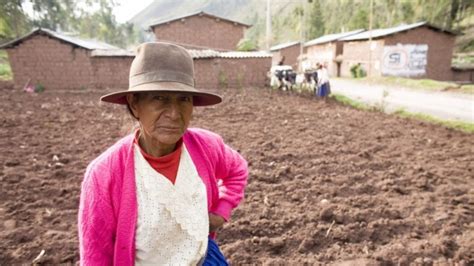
[
  {"left": 307, "top": 0, "right": 325, "bottom": 39},
  {"left": 75, "top": 0, "right": 138, "bottom": 48},
  {"left": 30, "top": 0, "right": 77, "bottom": 32},
  {"left": 0, "top": 0, "right": 30, "bottom": 40},
  {"left": 237, "top": 38, "right": 257, "bottom": 51},
  {"left": 348, "top": 8, "right": 368, "bottom": 30}
]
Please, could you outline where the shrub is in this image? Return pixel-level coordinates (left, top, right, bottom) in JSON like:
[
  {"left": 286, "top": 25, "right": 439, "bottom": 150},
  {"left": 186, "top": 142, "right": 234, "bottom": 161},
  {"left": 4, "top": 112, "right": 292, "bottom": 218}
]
[{"left": 350, "top": 63, "right": 366, "bottom": 78}]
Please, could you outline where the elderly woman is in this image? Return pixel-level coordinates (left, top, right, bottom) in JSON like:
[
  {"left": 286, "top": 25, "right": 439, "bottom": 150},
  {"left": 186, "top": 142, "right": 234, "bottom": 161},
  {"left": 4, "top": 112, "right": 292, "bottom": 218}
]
[{"left": 78, "top": 42, "right": 248, "bottom": 265}]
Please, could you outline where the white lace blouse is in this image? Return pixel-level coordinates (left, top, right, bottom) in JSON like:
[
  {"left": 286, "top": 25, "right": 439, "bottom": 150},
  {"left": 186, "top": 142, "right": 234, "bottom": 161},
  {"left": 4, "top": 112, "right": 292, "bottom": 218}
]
[{"left": 134, "top": 144, "right": 209, "bottom": 265}]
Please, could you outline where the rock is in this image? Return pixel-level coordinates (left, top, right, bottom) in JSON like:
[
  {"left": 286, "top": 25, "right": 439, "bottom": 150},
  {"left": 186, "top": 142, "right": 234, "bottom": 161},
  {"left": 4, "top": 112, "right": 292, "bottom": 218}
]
[{"left": 251, "top": 236, "right": 260, "bottom": 244}]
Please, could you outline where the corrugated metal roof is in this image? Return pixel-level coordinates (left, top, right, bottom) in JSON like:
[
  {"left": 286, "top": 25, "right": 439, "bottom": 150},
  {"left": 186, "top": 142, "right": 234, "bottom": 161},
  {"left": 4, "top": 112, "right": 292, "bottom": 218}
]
[
  {"left": 270, "top": 41, "right": 301, "bottom": 52},
  {"left": 219, "top": 51, "right": 272, "bottom": 58},
  {"left": 304, "top": 29, "right": 365, "bottom": 47},
  {"left": 0, "top": 28, "right": 121, "bottom": 50},
  {"left": 187, "top": 49, "right": 220, "bottom": 59},
  {"left": 148, "top": 11, "right": 251, "bottom": 28},
  {"left": 91, "top": 49, "right": 135, "bottom": 57},
  {"left": 340, "top": 21, "right": 457, "bottom": 41},
  {"left": 187, "top": 49, "right": 271, "bottom": 59}
]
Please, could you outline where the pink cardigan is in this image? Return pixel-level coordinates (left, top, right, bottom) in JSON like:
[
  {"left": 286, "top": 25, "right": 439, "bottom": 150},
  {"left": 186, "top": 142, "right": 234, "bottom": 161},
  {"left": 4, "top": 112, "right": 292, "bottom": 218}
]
[{"left": 78, "top": 128, "right": 248, "bottom": 265}]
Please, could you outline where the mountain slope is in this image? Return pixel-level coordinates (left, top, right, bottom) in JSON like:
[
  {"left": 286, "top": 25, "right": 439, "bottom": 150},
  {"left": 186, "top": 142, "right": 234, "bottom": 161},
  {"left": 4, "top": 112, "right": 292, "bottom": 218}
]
[{"left": 129, "top": 0, "right": 261, "bottom": 29}]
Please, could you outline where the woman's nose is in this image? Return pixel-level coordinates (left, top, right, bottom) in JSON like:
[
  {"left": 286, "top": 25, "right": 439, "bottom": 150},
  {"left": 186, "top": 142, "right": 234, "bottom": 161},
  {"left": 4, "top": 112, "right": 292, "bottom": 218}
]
[{"left": 165, "top": 102, "right": 181, "bottom": 119}]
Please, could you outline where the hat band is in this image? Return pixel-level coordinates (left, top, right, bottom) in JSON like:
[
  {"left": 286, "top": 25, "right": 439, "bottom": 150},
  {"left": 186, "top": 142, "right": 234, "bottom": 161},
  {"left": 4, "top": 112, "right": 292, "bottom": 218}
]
[{"left": 129, "top": 70, "right": 195, "bottom": 88}]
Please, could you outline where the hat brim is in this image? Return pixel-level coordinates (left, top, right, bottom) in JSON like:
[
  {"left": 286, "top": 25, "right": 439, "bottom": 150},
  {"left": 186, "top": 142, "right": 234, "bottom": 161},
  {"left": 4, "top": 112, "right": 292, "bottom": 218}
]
[{"left": 100, "top": 81, "right": 222, "bottom": 106}]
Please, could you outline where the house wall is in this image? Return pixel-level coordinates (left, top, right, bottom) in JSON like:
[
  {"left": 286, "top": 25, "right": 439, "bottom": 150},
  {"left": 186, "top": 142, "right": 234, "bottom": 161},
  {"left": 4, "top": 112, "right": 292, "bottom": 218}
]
[
  {"left": 5, "top": 33, "right": 271, "bottom": 91},
  {"left": 305, "top": 42, "right": 338, "bottom": 75},
  {"left": 90, "top": 57, "right": 132, "bottom": 89},
  {"left": 341, "top": 39, "right": 385, "bottom": 78},
  {"left": 384, "top": 26, "right": 456, "bottom": 81},
  {"left": 194, "top": 57, "right": 272, "bottom": 89},
  {"left": 6, "top": 34, "right": 93, "bottom": 90},
  {"left": 271, "top": 44, "right": 301, "bottom": 70},
  {"left": 152, "top": 15, "right": 246, "bottom": 50},
  {"left": 341, "top": 26, "right": 457, "bottom": 81}
]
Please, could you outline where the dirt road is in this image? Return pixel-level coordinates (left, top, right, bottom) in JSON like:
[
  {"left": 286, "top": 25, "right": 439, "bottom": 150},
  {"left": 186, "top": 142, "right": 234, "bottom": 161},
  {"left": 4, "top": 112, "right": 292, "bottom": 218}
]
[{"left": 331, "top": 78, "right": 474, "bottom": 123}]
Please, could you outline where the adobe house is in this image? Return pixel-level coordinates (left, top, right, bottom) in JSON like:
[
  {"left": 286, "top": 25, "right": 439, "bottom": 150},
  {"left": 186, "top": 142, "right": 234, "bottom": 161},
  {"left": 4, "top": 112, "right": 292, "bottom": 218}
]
[
  {"left": 269, "top": 41, "right": 302, "bottom": 70},
  {"left": 339, "top": 21, "right": 459, "bottom": 81},
  {"left": 0, "top": 28, "right": 133, "bottom": 90},
  {"left": 0, "top": 28, "right": 271, "bottom": 91},
  {"left": 304, "top": 29, "right": 364, "bottom": 77},
  {"left": 148, "top": 11, "right": 251, "bottom": 51}
]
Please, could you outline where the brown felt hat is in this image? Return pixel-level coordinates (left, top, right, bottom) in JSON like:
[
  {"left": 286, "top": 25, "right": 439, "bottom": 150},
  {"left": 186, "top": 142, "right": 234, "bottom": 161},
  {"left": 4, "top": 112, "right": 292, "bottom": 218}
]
[{"left": 100, "top": 42, "right": 222, "bottom": 106}]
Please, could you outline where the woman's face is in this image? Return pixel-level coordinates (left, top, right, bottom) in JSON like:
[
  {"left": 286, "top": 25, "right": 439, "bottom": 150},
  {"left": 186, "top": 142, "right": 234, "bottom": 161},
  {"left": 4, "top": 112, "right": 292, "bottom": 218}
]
[{"left": 127, "top": 92, "right": 193, "bottom": 151}]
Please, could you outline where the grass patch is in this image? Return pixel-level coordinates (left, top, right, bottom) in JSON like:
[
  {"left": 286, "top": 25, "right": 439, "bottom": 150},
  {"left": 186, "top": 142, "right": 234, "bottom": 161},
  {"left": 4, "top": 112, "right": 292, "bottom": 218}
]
[
  {"left": 393, "top": 109, "right": 474, "bottom": 133},
  {"left": 330, "top": 93, "right": 371, "bottom": 111},
  {"left": 459, "top": 84, "right": 474, "bottom": 94},
  {"left": 0, "top": 50, "right": 12, "bottom": 80}
]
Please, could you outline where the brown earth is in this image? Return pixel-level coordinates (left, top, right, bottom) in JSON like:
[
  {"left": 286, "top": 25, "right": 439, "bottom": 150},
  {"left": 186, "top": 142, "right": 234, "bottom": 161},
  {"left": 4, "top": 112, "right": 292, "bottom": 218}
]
[{"left": 0, "top": 86, "right": 473, "bottom": 265}]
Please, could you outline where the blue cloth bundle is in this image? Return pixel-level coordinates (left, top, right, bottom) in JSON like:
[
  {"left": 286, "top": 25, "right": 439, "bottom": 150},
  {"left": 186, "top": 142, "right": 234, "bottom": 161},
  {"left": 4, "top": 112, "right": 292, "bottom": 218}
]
[{"left": 202, "top": 237, "right": 229, "bottom": 266}]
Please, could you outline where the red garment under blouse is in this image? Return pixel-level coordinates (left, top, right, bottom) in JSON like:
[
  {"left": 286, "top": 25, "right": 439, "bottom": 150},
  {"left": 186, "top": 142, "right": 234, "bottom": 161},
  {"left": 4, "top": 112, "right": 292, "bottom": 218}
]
[{"left": 134, "top": 131, "right": 182, "bottom": 184}]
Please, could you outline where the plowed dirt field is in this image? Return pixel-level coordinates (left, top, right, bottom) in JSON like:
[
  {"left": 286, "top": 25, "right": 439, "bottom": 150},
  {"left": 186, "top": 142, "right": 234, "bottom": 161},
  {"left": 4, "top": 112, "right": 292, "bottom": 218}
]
[{"left": 1, "top": 86, "right": 473, "bottom": 265}]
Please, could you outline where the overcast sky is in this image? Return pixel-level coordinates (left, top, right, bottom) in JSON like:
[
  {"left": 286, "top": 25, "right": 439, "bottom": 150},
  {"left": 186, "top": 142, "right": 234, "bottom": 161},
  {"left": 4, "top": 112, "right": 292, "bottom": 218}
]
[
  {"left": 114, "top": 0, "right": 154, "bottom": 23},
  {"left": 22, "top": 0, "right": 154, "bottom": 24}
]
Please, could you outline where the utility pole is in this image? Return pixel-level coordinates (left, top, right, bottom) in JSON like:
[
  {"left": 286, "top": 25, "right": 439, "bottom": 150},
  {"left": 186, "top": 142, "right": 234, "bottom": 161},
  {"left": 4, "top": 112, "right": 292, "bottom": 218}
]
[
  {"left": 368, "top": 0, "right": 373, "bottom": 77},
  {"left": 266, "top": 0, "right": 272, "bottom": 51},
  {"left": 299, "top": 0, "right": 307, "bottom": 71}
]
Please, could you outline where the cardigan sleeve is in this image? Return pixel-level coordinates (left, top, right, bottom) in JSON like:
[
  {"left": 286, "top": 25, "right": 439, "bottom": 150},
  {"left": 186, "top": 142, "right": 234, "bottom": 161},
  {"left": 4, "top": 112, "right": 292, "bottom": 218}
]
[
  {"left": 210, "top": 136, "right": 248, "bottom": 221},
  {"left": 78, "top": 161, "right": 116, "bottom": 265}
]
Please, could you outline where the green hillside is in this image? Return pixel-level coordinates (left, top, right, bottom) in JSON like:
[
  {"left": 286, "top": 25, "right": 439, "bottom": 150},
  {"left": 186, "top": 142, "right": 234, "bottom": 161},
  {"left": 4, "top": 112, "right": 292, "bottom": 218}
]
[{"left": 129, "top": 0, "right": 473, "bottom": 52}]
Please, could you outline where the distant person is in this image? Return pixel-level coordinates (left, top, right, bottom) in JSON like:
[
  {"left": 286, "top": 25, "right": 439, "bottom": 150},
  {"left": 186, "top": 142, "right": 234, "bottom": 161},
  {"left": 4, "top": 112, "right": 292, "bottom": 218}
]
[
  {"left": 278, "top": 55, "right": 286, "bottom": 66},
  {"left": 78, "top": 42, "right": 248, "bottom": 265},
  {"left": 317, "top": 62, "right": 330, "bottom": 99},
  {"left": 312, "top": 64, "right": 321, "bottom": 97}
]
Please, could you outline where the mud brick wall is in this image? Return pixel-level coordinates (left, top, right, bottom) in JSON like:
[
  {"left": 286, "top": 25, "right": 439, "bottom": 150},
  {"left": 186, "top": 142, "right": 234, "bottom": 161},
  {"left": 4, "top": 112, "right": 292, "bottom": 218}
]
[
  {"left": 341, "top": 39, "right": 385, "bottom": 78},
  {"left": 271, "top": 44, "right": 301, "bottom": 70},
  {"left": 385, "top": 26, "right": 456, "bottom": 81},
  {"left": 6, "top": 34, "right": 94, "bottom": 90},
  {"left": 152, "top": 15, "right": 246, "bottom": 51},
  {"left": 305, "top": 42, "right": 338, "bottom": 76},
  {"left": 194, "top": 57, "right": 272, "bottom": 89},
  {"left": 90, "top": 57, "right": 132, "bottom": 89},
  {"left": 341, "top": 26, "right": 457, "bottom": 81},
  {"left": 194, "top": 58, "right": 219, "bottom": 88}
]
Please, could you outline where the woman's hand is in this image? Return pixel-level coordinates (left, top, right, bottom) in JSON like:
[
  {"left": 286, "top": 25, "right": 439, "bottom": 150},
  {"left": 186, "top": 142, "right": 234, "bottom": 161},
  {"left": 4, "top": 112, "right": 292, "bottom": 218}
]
[{"left": 209, "top": 213, "right": 225, "bottom": 232}]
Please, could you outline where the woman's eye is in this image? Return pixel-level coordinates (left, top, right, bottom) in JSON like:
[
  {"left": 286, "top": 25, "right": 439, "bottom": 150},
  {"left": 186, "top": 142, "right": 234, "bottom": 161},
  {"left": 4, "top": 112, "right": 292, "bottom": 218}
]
[{"left": 180, "top": 96, "right": 192, "bottom": 102}]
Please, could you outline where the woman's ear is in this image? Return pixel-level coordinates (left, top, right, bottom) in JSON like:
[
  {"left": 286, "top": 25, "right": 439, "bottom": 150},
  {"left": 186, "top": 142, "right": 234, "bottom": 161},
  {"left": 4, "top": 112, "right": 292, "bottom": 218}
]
[{"left": 126, "top": 94, "right": 139, "bottom": 119}]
